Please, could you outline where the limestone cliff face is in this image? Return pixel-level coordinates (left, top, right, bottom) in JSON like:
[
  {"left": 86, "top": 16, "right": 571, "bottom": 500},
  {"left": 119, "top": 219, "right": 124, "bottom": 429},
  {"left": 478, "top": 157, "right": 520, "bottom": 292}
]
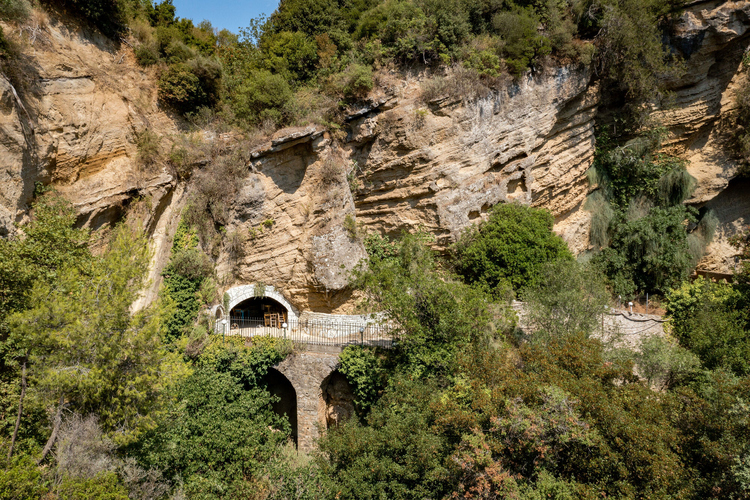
[
  {"left": 217, "top": 69, "right": 597, "bottom": 311},
  {"left": 1, "top": 3, "right": 749, "bottom": 314},
  {"left": 347, "top": 68, "right": 598, "bottom": 253},
  {"left": 0, "top": 12, "right": 179, "bottom": 239},
  {"left": 657, "top": 0, "right": 750, "bottom": 273}
]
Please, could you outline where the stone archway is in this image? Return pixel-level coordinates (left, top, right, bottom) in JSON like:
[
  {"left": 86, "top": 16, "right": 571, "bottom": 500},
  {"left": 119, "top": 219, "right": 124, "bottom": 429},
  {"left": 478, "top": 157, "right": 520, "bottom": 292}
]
[
  {"left": 321, "top": 371, "right": 355, "bottom": 428},
  {"left": 274, "top": 349, "right": 339, "bottom": 452},
  {"left": 263, "top": 368, "right": 298, "bottom": 445},
  {"left": 224, "top": 284, "right": 299, "bottom": 323}
]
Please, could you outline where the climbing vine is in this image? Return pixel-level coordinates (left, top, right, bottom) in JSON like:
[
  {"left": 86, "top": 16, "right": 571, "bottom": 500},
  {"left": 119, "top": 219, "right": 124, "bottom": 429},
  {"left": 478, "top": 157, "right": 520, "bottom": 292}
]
[{"left": 162, "top": 220, "right": 215, "bottom": 341}]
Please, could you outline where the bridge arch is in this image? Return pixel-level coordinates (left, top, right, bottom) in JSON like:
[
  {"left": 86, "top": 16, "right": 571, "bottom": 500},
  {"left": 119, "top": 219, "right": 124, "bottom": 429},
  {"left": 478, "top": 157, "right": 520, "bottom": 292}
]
[
  {"left": 263, "top": 368, "right": 298, "bottom": 445},
  {"left": 275, "top": 350, "right": 340, "bottom": 452},
  {"left": 224, "top": 284, "right": 299, "bottom": 323}
]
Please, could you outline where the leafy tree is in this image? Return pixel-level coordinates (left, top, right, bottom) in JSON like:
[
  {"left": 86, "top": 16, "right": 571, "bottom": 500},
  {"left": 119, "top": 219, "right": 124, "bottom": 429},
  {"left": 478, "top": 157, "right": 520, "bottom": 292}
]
[
  {"left": 674, "top": 370, "right": 750, "bottom": 498},
  {"left": 452, "top": 203, "right": 573, "bottom": 294},
  {"left": 669, "top": 299, "right": 750, "bottom": 377},
  {"left": 337, "top": 346, "right": 386, "bottom": 416},
  {"left": 269, "top": 0, "right": 348, "bottom": 38},
  {"left": 634, "top": 334, "right": 700, "bottom": 390},
  {"left": 355, "top": 231, "right": 509, "bottom": 379},
  {"left": 8, "top": 223, "right": 177, "bottom": 457},
  {"left": 0, "top": 192, "right": 91, "bottom": 460},
  {"left": 0, "top": 193, "right": 89, "bottom": 326},
  {"left": 136, "top": 337, "right": 292, "bottom": 498},
  {"left": 592, "top": 0, "right": 685, "bottom": 108},
  {"left": 231, "top": 69, "right": 294, "bottom": 125},
  {"left": 161, "top": 220, "right": 216, "bottom": 341},
  {"left": 596, "top": 204, "right": 698, "bottom": 296},
  {"left": 144, "top": 0, "right": 176, "bottom": 27},
  {"left": 492, "top": 6, "right": 551, "bottom": 75},
  {"left": 260, "top": 30, "right": 319, "bottom": 82},
  {"left": 319, "top": 376, "right": 452, "bottom": 500},
  {"left": 56, "top": 472, "right": 129, "bottom": 500},
  {"left": 523, "top": 260, "right": 609, "bottom": 340},
  {"left": 588, "top": 132, "right": 709, "bottom": 297},
  {"left": 0, "top": 453, "right": 47, "bottom": 498},
  {"left": 41, "top": 0, "right": 129, "bottom": 37},
  {"left": 158, "top": 61, "right": 221, "bottom": 114}
]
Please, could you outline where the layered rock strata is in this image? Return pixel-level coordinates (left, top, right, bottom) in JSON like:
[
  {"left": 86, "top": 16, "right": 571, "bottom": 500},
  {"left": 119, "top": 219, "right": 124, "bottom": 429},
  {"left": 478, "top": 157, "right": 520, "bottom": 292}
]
[{"left": 2, "top": 2, "right": 750, "bottom": 313}]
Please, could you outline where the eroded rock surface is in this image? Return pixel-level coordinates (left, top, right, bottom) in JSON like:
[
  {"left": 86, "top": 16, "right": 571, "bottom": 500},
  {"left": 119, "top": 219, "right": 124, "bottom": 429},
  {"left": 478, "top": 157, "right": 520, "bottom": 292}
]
[{"left": 2, "top": 3, "right": 750, "bottom": 312}]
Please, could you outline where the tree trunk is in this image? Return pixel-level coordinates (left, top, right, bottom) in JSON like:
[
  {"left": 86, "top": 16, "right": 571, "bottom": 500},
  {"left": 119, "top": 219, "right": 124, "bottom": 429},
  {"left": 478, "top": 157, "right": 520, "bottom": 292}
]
[
  {"left": 37, "top": 394, "right": 64, "bottom": 465},
  {"left": 7, "top": 360, "right": 27, "bottom": 461}
]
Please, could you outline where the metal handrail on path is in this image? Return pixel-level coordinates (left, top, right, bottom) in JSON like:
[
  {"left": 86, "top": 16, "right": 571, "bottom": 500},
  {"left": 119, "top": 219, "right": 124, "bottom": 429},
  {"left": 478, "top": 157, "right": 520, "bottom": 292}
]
[{"left": 216, "top": 317, "right": 394, "bottom": 348}]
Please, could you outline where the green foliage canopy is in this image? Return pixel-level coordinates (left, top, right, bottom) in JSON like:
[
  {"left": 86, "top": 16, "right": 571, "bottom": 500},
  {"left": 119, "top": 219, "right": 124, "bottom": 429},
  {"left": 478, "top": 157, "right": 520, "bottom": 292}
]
[
  {"left": 136, "top": 337, "right": 292, "bottom": 497},
  {"left": 452, "top": 203, "right": 573, "bottom": 294},
  {"left": 8, "top": 223, "right": 175, "bottom": 445}
]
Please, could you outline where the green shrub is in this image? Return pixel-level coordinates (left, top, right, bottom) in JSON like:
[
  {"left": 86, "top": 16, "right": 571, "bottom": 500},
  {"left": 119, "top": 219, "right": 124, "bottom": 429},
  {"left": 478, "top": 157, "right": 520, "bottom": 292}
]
[
  {"left": 42, "top": 0, "right": 128, "bottom": 38},
  {"left": 134, "top": 44, "right": 159, "bottom": 66},
  {"left": 0, "top": 0, "right": 31, "bottom": 21},
  {"left": 463, "top": 49, "right": 502, "bottom": 77},
  {"left": 588, "top": 130, "right": 707, "bottom": 297},
  {"left": 595, "top": 0, "right": 684, "bottom": 105},
  {"left": 57, "top": 472, "right": 128, "bottom": 500},
  {"left": 158, "top": 63, "right": 203, "bottom": 112},
  {"left": 635, "top": 335, "right": 700, "bottom": 389},
  {"left": 492, "top": 6, "right": 551, "bottom": 75},
  {"left": 666, "top": 278, "right": 750, "bottom": 376},
  {"left": 158, "top": 61, "right": 219, "bottom": 114},
  {"left": 161, "top": 221, "right": 214, "bottom": 340},
  {"left": 136, "top": 338, "right": 292, "bottom": 492},
  {"left": 168, "top": 247, "right": 213, "bottom": 281},
  {"left": 594, "top": 205, "right": 698, "bottom": 297},
  {"left": 355, "top": 0, "right": 430, "bottom": 62},
  {"left": 452, "top": 203, "right": 573, "bottom": 294},
  {"left": 0, "top": 454, "right": 46, "bottom": 499},
  {"left": 187, "top": 56, "right": 223, "bottom": 107},
  {"left": 155, "top": 25, "right": 184, "bottom": 55},
  {"left": 269, "top": 0, "right": 348, "bottom": 38},
  {"left": 523, "top": 260, "right": 608, "bottom": 340},
  {"left": 338, "top": 346, "right": 386, "bottom": 416},
  {"left": 260, "top": 30, "right": 319, "bottom": 82},
  {"left": 162, "top": 39, "right": 196, "bottom": 64},
  {"left": 324, "top": 63, "right": 373, "bottom": 100},
  {"left": 232, "top": 69, "right": 293, "bottom": 125}
]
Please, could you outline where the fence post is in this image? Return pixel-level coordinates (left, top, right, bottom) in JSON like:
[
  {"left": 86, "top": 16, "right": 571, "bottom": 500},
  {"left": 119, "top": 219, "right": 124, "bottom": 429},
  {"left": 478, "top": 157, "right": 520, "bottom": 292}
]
[
  {"left": 283, "top": 322, "right": 288, "bottom": 340},
  {"left": 359, "top": 327, "right": 364, "bottom": 346}
]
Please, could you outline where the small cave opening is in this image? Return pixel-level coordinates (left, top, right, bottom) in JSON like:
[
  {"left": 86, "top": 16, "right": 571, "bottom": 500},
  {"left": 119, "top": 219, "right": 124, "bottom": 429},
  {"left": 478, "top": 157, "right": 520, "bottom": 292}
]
[
  {"left": 506, "top": 177, "right": 527, "bottom": 197},
  {"left": 263, "top": 368, "right": 298, "bottom": 446},
  {"left": 321, "top": 371, "right": 355, "bottom": 429}
]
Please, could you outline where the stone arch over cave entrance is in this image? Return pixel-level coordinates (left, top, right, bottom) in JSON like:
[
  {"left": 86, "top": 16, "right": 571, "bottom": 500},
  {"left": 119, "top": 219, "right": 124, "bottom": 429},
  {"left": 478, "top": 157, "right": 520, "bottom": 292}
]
[
  {"left": 231, "top": 296, "right": 289, "bottom": 323},
  {"left": 263, "top": 368, "right": 298, "bottom": 445},
  {"left": 224, "top": 284, "right": 299, "bottom": 323},
  {"left": 320, "top": 371, "right": 355, "bottom": 429}
]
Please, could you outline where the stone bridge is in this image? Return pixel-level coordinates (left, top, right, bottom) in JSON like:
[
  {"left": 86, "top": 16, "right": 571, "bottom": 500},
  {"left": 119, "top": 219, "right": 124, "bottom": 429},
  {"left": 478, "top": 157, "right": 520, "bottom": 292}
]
[
  {"left": 211, "top": 284, "right": 375, "bottom": 452},
  {"left": 269, "top": 345, "right": 355, "bottom": 453}
]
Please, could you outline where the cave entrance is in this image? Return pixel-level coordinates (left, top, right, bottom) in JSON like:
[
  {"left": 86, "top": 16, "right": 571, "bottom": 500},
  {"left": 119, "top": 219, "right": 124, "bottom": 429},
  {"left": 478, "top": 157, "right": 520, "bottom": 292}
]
[
  {"left": 230, "top": 297, "right": 288, "bottom": 327},
  {"left": 263, "top": 368, "right": 298, "bottom": 446}
]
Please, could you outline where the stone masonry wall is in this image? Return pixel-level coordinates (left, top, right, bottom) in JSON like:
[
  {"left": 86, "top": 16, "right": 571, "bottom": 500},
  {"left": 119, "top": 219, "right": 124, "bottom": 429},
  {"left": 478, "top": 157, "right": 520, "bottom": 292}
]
[{"left": 274, "top": 346, "right": 341, "bottom": 453}]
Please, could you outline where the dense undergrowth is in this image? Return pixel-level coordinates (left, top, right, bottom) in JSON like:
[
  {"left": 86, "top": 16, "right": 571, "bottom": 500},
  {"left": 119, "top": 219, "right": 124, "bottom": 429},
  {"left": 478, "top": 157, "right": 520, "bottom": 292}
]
[{"left": 0, "top": 193, "right": 749, "bottom": 499}]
